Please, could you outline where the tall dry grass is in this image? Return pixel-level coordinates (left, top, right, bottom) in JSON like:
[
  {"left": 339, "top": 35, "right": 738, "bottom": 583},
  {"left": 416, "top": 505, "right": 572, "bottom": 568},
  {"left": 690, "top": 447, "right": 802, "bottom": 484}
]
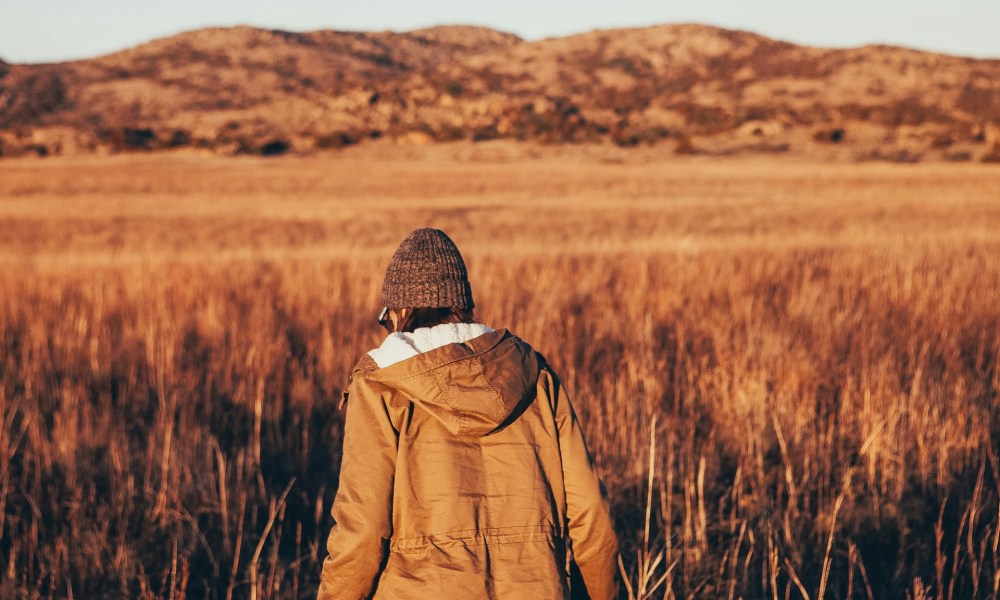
[{"left": 1, "top": 147, "right": 999, "bottom": 598}]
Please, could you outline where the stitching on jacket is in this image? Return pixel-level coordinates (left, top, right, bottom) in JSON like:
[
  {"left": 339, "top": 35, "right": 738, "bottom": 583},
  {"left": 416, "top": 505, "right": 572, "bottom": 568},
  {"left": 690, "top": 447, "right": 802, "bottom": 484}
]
[
  {"left": 473, "top": 357, "right": 508, "bottom": 423},
  {"left": 432, "top": 368, "right": 466, "bottom": 435},
  {"left": 366, "top": 335, "right": 514, "bottom": 382},
  {"left": 478, "top": 438, "right": 494, "bottom": 528}
]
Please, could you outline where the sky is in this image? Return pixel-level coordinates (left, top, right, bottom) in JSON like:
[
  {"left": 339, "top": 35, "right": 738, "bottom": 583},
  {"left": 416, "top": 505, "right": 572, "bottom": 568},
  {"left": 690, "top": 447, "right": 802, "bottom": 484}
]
[{"left": 2, "top": 0, "right": 1000, "bottom": 64}]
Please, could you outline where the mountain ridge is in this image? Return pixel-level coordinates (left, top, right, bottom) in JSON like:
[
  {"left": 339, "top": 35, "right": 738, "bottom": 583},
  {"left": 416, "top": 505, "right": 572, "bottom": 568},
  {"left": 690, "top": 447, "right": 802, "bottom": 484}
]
[{"left": 2, "top": 23, "right": 999, "bottom": 161}]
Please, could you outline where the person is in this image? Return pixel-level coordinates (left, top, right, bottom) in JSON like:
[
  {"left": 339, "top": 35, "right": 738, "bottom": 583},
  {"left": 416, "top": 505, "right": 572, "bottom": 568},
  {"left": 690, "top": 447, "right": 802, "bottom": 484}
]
[{"left": 318, "top": 228, "right": 619, "bottom": 600}]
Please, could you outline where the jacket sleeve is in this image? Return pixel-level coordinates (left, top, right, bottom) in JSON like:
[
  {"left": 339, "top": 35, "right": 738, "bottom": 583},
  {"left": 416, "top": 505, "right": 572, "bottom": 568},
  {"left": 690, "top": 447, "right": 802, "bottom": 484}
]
[
  {"left": 318, "top": 375, "right": 398, "bottom": 600},
  {"left": 547, "top": 370, "right": 620, "bottom": 600}
]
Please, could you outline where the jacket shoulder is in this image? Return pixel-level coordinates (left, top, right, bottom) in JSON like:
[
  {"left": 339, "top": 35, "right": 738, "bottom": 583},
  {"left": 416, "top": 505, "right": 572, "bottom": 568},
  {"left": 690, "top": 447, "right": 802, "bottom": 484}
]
[
  {"left": 352, "top": 353, "right": 379, "bottom": 377},
  {"left": 523, "top": 347, "right": 565, "bottom": 412},
  {"left": 339, "top": 354, "right": 381, "bottom": 409},
  {"left": 525, "top": 346, "right": 559, "bottom": 383}
]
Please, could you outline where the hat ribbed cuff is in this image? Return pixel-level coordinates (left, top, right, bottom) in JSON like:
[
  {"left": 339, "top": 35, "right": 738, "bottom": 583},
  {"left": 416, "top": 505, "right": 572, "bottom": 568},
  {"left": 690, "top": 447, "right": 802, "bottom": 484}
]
[{"left": 382, "top": 279, "right": 474, "bottom": 310}]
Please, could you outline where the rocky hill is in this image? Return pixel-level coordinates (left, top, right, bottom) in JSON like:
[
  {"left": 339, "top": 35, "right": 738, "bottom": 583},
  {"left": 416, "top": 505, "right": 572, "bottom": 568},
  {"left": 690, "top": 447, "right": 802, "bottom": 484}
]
[{"left": 2, "top": 24, "right": 1000, "bottom": 161}]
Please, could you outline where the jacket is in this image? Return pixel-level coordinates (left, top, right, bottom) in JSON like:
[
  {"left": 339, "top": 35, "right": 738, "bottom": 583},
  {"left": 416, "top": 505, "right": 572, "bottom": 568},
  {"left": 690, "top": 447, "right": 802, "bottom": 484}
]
[{"left": 318, "top": 327, "right": 619, "bottom": 599}]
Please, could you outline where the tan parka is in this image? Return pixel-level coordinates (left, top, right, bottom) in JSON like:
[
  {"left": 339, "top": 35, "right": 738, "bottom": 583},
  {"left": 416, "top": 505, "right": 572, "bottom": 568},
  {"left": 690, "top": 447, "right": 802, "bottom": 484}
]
[{"left": 318, "top": 329, "right": 619, "bottom": 600}]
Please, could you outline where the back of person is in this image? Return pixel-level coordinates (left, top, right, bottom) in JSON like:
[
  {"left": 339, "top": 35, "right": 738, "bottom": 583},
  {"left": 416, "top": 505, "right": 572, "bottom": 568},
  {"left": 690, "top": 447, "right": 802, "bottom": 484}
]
[{"left": 318, "top": 229, "right": 619, "bottom": 600}]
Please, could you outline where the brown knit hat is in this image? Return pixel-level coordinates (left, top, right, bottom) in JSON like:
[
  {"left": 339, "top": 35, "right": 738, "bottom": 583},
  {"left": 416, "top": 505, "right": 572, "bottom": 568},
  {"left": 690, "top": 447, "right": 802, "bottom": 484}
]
[{"left": 381, "top": 228, "right": 474, "bottom": 309}]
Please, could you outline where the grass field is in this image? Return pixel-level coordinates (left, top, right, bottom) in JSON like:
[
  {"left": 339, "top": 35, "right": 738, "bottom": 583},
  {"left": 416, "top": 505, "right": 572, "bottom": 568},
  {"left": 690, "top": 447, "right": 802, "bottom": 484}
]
[{"left": 1, "top": 144, "right": 999, "bottom": 598}]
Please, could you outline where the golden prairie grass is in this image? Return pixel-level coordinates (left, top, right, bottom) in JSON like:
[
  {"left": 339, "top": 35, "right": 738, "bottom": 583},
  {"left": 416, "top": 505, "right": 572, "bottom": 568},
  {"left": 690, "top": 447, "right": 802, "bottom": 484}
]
[{"left": 1, "top": 146, "right": 999, "bottom": 598}]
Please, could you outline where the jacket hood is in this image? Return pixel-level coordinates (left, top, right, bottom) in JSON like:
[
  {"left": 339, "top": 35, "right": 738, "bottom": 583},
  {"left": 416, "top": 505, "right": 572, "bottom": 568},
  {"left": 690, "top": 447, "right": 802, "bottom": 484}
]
[{"left": 359, "top": 329, "right": 541, "bottom": 437}]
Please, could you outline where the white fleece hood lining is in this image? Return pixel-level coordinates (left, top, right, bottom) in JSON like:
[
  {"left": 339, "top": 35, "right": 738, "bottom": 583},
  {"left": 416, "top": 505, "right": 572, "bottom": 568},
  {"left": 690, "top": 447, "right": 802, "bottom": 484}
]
[{"left": 368, "top": 322, "right": 495, "bottom": 369}]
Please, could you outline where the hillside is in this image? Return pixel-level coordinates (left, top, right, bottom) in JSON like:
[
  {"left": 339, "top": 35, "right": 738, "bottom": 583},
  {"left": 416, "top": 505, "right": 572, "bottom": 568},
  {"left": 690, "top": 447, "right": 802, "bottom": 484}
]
[{"left": 2, "top": 23, "right": 1000, "bottom": 161}]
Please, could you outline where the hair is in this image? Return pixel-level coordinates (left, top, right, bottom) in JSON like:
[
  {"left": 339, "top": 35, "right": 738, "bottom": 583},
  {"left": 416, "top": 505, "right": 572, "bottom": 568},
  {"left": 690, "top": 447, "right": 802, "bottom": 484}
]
[{"left": 388, "top": 307, "right": 476, "bottom": 333}]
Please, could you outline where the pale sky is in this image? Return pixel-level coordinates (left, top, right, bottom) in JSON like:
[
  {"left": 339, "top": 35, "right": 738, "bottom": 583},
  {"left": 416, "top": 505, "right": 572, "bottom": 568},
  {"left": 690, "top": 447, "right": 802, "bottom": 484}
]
[{"left": 2, "top": 0, "right": 999, "bottom": 64}]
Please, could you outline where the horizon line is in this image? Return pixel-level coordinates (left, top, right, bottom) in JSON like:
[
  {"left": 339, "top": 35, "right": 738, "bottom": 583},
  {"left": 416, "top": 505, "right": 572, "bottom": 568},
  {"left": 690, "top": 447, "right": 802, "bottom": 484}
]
[{"left": 4, "top": 20, "right": 1000, "bottom": 66}]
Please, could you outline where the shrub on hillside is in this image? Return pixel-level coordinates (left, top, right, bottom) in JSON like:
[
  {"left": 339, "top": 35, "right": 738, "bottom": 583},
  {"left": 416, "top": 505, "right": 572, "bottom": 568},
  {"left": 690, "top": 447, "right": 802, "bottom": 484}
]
[{"left": 315, "top": 131, "right": 359, "bottom": 149}]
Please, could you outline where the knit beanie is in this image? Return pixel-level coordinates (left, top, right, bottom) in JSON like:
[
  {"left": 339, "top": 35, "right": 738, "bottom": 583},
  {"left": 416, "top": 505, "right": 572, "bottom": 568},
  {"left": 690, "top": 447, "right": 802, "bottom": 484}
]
[{"left": 381, "top": 228, "right": 474, "bottom": 310}]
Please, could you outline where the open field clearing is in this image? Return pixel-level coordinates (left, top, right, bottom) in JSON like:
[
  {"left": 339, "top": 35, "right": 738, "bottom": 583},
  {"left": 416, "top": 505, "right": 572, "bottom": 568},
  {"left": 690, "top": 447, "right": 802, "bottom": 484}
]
[{"left": 1, "top": 144, "right": 1000, "bottom": 598}]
